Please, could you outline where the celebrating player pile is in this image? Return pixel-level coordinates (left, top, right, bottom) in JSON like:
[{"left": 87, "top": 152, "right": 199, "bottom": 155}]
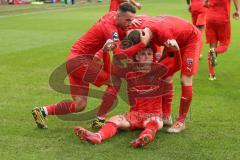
[
  {"left": 32, "top": 3, "right": 148, "bottom": 129},
  {"left": 31, "top": 0, "right": 240, "bottom": 149},
  {"left": 127, "top": 15, "right": 201, "bottom": 133},
  {"left": 74, "top": 30, "right": 182, "bottom": 147}
]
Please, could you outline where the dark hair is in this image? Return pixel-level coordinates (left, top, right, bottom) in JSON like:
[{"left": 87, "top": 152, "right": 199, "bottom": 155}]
[
  {"left": 118, "top": 2, "right": 136, "bottom": 14},
  {"left": 120, "top": 30, "right": 141, "bottom": 49},
  {"left": 127, "top": 30, "right": 141, "bottom": 45}
]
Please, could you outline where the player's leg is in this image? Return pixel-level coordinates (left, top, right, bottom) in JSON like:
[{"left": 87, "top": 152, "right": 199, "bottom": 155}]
[
  {"left": 215, "top": 21, "right": 231, "bottom": 55},
  {"left": 32, "top": 55, "right": 90, "bottom": 129},
  {"left": 205, "top": 20, "right": 218, "bottom": 79},
  {"left": 208, "top": 43, "right": 217, "bottom": 80},
  {"left": 32, "top": 86, "right": 89, "bottom": 129},
  {"left": 74, "top": 114, "right": 130, "bottom": 144},
  {"left": 131, "top": 116, "right": 163, "bottom": 148},
  {"left": 162, "top": 77, "right": 173, "bottom": 127},
  {"left": 195, "top": 13, "right": 206, "bottom": 59},
  {"left": 167, "top": 38, "right": 200, "bottom": 133},
  {"left": 92, "top": 83, "right": 121, "bottom": 129}
]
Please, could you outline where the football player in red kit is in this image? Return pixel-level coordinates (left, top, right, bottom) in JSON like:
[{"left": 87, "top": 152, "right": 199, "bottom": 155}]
[
  {"left": 109, "top": 0, "right": 142, "bottom": 11},
  {"left": 127, "top": 15, "right": 201, "bottom": 133},
  {"left": 187, "top": 0, "right": 207, "bottom": 58},
  {"left": 31, "top": 3, "right": 149, "bottom": 129},
  {"left": 74, "top": 39, "right": 181, "bottom": 147},
  {"left": 204, "top": 0, "right": 239, "bottom": 80}
]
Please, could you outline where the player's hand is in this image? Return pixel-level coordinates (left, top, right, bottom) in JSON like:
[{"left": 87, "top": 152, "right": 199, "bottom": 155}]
[
  {"left": 164, "top": 39, "right": 180, "bottom": 51},
  {"left": 103, "top": 39, "right": 116, "bottom": 52},
  {"left": 131, "top": 18, "right": 142, "bottom": 27},
  {"left": 233, "top": 11, "right": 240, "bottom": 20},
  {"left": 140, "top": 28, "right": 151, "bottom": 46},
  {"left": 135, "top": 2, "right": 142, "bottom": 9}
]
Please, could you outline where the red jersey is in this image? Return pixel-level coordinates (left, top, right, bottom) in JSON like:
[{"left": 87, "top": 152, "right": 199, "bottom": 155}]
[
  {"left": 135, "top": 16, "right": 199, "bottom": 49},
  {"left": 206, "top": 0, "right": 231, "bottom": 22},
  {"left": 70, "top": 12, "right": 121, "bottom": 57},
  {"left": 125, "top": 52, "right": 181, "bottom": 114},
  {"left": 190, "top": 0, "right": 206, "bottom": 14},
  {"left": 109, "top": 0, "right": 122, "bottom": 11}
]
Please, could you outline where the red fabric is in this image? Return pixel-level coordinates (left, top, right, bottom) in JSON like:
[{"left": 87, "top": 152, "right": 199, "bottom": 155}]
[
  {"left": 206, "top": 0, "right": 231, "bottom": 22},
  {"left": 46, "top": 101, "right": 76, "bottom": 115},
  {"left": 180, "top": 34, "right": 201, "bottom": 76},
  {"left": 190, "top": 0, "right": 207, "bottom": 14},
  {"left": 70, "top": 12, "right": 120, "bottom": 57},
  {"left": 191, "top": 12, "right": 206, "bottom": 26},
  {"left": 131, "top": 16, "right": 200, "bottom": 49},
  {"left": 139, "top": 121, "right": 159, "bottom": 141},
  {"left": 162, "top": 83, "right": 173, "bottom": 117},
  {"left": 114, "top": 42, "right": 146, "bottom": 59},
  {"left": 109, "top": 0, "right": 122, "bottom": 11},
  {"left": 123, "top": 111, "right": 162, "bottom": 130},
  {"left": 177, "top": 86, "right": 193, "bottom": 122},
  {"left": 129, "top": 16, "right": 201, "bottom": 76},
  {"left": 97, "top": 85, "right": 120, "bottom": 117},
  {"left": 99, "top": 122, "right": 118, "bottom": 140},
  {"left": 205, "top": 20, "right": 231, "bottom": 45}
]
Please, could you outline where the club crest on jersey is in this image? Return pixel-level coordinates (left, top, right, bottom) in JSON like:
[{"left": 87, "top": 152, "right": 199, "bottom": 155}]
[
  {"left": 112, "top": 32, "right": 119, "bottom": 41},
  {"left": 187, "top": 58, "right": 193, "bottom": 66}
]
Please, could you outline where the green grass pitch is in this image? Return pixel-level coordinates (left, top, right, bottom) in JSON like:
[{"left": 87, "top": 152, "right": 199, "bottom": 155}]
[{"left": 0, "top": 0, "right": 240, "bottom": 159}]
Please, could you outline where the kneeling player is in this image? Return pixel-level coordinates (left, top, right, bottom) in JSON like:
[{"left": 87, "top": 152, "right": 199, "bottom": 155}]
[{"left": 74, "top": 43, "right": 181, "bottom": 147}]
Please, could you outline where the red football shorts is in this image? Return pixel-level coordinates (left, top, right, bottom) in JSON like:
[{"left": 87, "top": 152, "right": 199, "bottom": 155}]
[
  {"left": 123, "top": 111, "right": 162, "bottom": 130},
  {"left": 180, "top": 30, "right": 201, "bottom": 76},
  {"left": 66, "top": 54, "right": 91, "bottom": 99},
  {"left": 205, "top": 20, "right": 231, "bottom": 45},
  {"left": 66, "top": 53, "right": 110, "bottom": 99},
  {"left": 191, "top": 12, "right": 206, "bottom": 26}
]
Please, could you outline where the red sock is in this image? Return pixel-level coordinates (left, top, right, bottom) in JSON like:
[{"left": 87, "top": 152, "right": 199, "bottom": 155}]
[
  {"left": 162, "top": 83, "right": 173, "bottom": 118},
  {"left": 45, "top": 101, "right": 76, "bottom": 115},
  {"left": 97, "top": 85, "right": 119, "bottom": 118},
  {"left": 177, "top": 86, "right": 192, "bottom": 123},
  {"left": 140, "top": 121, "right": 159, "bottom": 141},
  {"left": 98, "top": 122, "right": 118, "bottom": 141},
  {"left": 208, "top": 53, "right": 215, "bottom": 76}
]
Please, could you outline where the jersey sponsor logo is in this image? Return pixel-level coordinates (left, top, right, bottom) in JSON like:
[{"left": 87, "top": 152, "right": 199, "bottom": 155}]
[
  {"left": 112, "top": 32, "right": 119, "bottom": 41},
  {"left": 187, "top": 58, "right": 193, "bottom": 66}
]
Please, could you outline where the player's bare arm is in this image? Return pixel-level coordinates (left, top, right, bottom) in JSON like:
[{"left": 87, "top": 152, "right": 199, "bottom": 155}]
[
  {"left": 233, "top": 0, "right": 240, "bottom": 19},
  {"left": 164, "top": 39, "right": 180, "bottom": 51}
]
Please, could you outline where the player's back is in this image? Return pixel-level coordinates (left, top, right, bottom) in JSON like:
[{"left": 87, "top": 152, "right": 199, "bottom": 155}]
[
  {"left": 146, "top": 16, "right": 199, "bottom": 48},
  {"left": 206, "top": 0, "right": 231, "bottom": 21},
  {"left": 70, "top": 12, "right": 119, "bottom": 56}
]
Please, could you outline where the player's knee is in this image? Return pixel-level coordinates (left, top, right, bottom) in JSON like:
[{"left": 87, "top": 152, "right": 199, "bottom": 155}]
[
  {"left": 157, "top": 121, "right": 163, "bottom": 130},
  {"left": 108, "top": 115, "right": 125, "bottom": 126},
  {"left": 74, "top": 96, "right": 87, "bottom": 112},
  {"left": 181, "top": 75, "right": 193, "bottom": 86}
]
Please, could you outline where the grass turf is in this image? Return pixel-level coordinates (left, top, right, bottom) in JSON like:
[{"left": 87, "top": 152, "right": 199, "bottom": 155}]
[{"left": 0, "top": 0, "right": 240, "bottom": 159}]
